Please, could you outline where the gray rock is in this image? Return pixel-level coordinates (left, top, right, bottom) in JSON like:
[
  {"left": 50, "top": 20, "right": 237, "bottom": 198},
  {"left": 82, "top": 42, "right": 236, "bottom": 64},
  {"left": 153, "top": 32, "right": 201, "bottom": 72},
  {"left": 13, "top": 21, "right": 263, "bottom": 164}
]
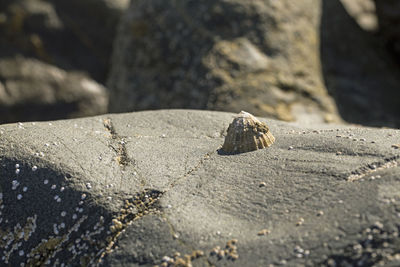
[
  {"left": 107, "top": 0, "right": 341, "bottom": 124},
  {"left": 0, "top": 57, "right": 108, "bottom": 124},
  {"left": 0, "top": 110, "right": 399, "bottom": 266}
]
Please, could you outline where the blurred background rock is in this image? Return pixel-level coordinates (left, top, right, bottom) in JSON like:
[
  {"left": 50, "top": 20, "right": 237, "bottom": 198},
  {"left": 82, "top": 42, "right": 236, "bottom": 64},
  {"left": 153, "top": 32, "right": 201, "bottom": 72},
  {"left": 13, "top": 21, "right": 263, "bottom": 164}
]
[
  {"left": 0, "top": 0, "right": 129, "bottom": 123},
  {"left": 0, "top": 0, "right": 399, "bottom": 127}
]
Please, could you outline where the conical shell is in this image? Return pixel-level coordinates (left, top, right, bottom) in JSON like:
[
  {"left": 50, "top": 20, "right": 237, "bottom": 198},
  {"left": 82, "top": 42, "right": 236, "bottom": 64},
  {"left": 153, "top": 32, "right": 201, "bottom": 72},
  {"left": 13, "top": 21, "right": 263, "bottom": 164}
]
[{"left": 222, "top": 111, "right": 275, "bottom": 154}]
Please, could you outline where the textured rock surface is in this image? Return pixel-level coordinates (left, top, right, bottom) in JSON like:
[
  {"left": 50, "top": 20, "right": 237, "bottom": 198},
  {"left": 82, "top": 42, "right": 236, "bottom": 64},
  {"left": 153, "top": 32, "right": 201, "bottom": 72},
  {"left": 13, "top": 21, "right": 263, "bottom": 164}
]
[
  {"left": 0, "top": 0, "right": 129, "bottom": 82},
  {"left": 107, "top": 0, "right": 341, "bottom": 124},
  {"left": 0, "top": 110, "right": 399, "bottom": 266},
  {"left": 321, "top": 0, "right": 400, "bottom": 128},
  {"left": 0, "top": 57, "right": 108, "bottom": 124}
]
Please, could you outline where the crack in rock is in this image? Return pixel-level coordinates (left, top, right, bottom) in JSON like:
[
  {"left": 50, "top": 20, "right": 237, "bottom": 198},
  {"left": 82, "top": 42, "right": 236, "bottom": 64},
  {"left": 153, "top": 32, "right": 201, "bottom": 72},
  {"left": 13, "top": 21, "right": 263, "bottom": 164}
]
[
  {"left": 95, "top": 189, "right": 163, "bottom": 265},
  {"left": 103, "top": 118, "right": 133, "bottom": 169},
  {"left": 347, "top": 156, "right": 400, "bottom": 182}
]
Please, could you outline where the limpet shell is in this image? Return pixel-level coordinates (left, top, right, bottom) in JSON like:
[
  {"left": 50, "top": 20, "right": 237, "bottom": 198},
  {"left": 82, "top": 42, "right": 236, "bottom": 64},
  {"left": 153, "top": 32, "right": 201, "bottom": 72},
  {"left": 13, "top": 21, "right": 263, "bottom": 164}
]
[{"left": 222, "top": 111, "right": 275, "bottom": 154}]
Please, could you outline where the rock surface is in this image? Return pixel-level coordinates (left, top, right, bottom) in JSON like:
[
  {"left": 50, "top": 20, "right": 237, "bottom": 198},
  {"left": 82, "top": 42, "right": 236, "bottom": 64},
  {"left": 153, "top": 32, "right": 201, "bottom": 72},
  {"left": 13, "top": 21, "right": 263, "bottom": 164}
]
[
  {"left": 107, "top": 0, "right": 341, "bottom": 124},
  {"left": 0, "top": 57, "right": 108, "bottom": 124},
  {"left": 0, "top": 110, "right": 399, "bottom": 266}
]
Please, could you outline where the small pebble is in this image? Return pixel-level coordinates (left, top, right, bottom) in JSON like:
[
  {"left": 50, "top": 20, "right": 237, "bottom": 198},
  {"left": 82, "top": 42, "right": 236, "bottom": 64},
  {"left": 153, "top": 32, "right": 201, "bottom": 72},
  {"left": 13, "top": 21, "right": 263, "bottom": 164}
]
[
  {"left": 12, "top": 180, "right": 20, "bottom": 190},
  {"left": 373, "top": 221, "right": 383, "bottom": 229},
  {"left": 162, "top": 256, "right": 172, "bottom": 263},
  {"left": 259, "top": 182, "right": 267, "bottom": 188},
  {"left": 296, "top": 218, "right": 305, "bottom": 226},
  {"left": 44, "top": 179, "right": 49, "bottom": 185},
  {"left": 257, "top": 229, "right": 270, "bottom": 236},
  {"left": 32, "top": 166, "right": 38, "bottom": 171},
  {"left": 317, "top": 210, "right": 324, "bottom": 216},
  {"left": 288, "top": 146, "right": 294, "bottom": 150},
  {"left": 17, "top": 194, "right": 22, "bottom": 200}
]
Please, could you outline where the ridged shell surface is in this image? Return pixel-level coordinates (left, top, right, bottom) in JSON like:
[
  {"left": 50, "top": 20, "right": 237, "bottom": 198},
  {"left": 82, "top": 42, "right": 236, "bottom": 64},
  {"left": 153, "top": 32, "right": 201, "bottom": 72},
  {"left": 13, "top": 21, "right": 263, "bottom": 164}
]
[{"left": 222, "top": 111, "right": 275, "bottom": 154}]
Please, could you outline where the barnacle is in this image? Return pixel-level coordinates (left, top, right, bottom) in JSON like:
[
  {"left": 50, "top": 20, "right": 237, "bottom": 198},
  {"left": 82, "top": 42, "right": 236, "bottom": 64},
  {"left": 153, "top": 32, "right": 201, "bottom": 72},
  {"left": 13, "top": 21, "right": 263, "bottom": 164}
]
[{"left": 222, "top": 111, "right": 275, "bottom": 154}]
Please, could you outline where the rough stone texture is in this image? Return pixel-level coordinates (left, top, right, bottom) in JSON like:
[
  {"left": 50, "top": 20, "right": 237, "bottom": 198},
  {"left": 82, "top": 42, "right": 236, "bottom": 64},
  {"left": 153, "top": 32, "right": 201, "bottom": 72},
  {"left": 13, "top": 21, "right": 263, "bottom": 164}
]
[
  {"left": 321, "top": 0, "right": 400, "bottom": 128},
  {"left": 107, "top": 0, "right": 341, "bottom": 124},
  {"left": 0, "top": 0, "right": 129, "bottom": 82},
  {"left": 373, "top": 0, "right": 400, "bottom": 64},
  {"left": 0, "top": 57, "right": 108, "bottom": 124},
  {"left": 0, "top": 110, "right": 399, "bottom": 266}
]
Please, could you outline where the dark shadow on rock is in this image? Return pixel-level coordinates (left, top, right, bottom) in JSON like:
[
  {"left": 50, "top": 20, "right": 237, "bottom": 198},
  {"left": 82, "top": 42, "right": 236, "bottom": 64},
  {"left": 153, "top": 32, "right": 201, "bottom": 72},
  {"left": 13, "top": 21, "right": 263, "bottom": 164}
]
[
  {"left": 373, "top": 0, "right": 400, "bottom": 66},
  {"left": 0, "top": 157, "right": 112, "bottom": 266},
  {"left": 0, "top": 102, "right": 79, "bottom": 124},
  {"left": 320, "top": 222, "right": 400, "bottom": 266},
  {"left": 320, "top": 0, "right": 400, "bottom": 128},
  {"left": 217, "top": 148, "right": 232, "bottom": 156}
]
